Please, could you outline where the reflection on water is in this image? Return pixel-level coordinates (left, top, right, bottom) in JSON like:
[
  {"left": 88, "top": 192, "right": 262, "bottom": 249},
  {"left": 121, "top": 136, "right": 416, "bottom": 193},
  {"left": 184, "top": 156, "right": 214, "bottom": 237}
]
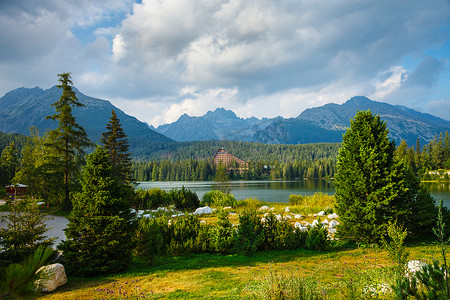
[{"left": 137, "top": 180, "right": 450, "bottom": 207}]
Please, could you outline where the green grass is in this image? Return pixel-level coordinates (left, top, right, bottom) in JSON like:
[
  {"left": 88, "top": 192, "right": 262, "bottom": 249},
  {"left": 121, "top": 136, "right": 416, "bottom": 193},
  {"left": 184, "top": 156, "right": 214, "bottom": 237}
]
[{"left": 38, "top": 241, "right": 448, "bottom": 299}]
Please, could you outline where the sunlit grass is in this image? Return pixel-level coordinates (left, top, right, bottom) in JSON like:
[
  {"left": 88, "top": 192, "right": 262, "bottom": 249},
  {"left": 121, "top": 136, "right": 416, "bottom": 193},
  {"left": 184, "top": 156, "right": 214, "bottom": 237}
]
[{"left": 38, "top": 242, "right": 448, "bottom": 299}]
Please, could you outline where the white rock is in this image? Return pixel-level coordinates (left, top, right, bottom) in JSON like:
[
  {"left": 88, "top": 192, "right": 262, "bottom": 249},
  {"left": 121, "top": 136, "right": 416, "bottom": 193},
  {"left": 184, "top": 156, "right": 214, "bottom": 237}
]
[
  {"left": 259, "top": 205, "right": 270, "bottom": 211},
  {"left": 328, "top": 213, "right": 339, "bottom": 219},
  {"left": 294, "top": 222, "right": 302, "bottom": 229},
  {"left": 329, "top": 220, "right": 338, "bottom": 228},
  {"left": 130, "top": 208, "right": 137, "bottom": 214},
  {"left": 192, "top": 206, "right": 213, "bottom": 215},
  {"left": 261, "top": 217, "right": 267, "bottom": 223},
  {"left": 275, "top": 214, "right": 283, "bottom": 221},
  {"left": 285, "top": 207, "right": 290, "bottom": 213},
  {"left": 270, "top": 207, "right": 275, "bottom": 211},
  {"left": 294, "top": 214, "right": 303, "bottom": 219},
  {"left": 312, "top": 219, "right": 319, "bottom": 227},
  {"left": 229, "top": 212, "right": 237, "bottom": 215},
  {"left": 317, "top": 211, "right": 326, "bottom": 216},
  {"left": 200, "top": 220, "right": 206, "bottom": 225},
  {"left": 142, "top": 214, "right": 152, "bottom": 218},
  {"left": 285, "top": 214, "right": 292, "bottom": 219},
  {"left": 223, "top": 206, "right": 232, "bottom": 210},
  {"left": 322, "top": 219, "right": 329, "bottom": 225},
  {"left": 406, "top": 260, "right": 427, "bottom": 276},
  {"left": 35, "top": 263, "right": 67, "bottom": 292},
  {"left": 264, "top": 213, "right": 269, "bottom": 217}
]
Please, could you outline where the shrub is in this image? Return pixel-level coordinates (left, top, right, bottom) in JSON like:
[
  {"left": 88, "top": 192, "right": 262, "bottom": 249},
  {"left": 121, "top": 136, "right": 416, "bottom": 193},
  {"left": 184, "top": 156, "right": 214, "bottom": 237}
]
[
  {"left": 210, "top": 210, "right": 234, "bottom": 253},
  {"left": 274, "top": 221, "right": 299, "bottom": 250},
  {"left": 201, "top": 190, "right": 237, "bottom": 208},
  {"left": 0, "top": 198, "right": 54, "bottom": 266},
  {"left": 134, "top": 217, "right": 169, "bottom": 259},
  {"left": 305, "top": 222, "right": 329, "bottom": 251},
  {"left": 288, "top": 194, "right": 305, "bottom": 206},
  {"left": 0, "top": 246, "right": 53, "bottom": 298},
  {"left": 236, "top": 198, "right": 266, "bottom": 210},
  {"left": 233, "top": 210, "right": 265, "bottom": 253},
  {"left": 134, "top": 188, "right": 168, "bottom": 209},
  {"left": 167, "top": 186, "right": 200, "bottom": 211},
  {"left": 168, "top": 214, "right": 202, "bottom": 255}
]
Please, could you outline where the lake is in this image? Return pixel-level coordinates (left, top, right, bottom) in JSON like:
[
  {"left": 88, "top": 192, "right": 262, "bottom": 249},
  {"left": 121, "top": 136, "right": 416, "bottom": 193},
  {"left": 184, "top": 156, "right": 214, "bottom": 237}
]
[{"left": 138, "top": 180, "right": 450, "bottom": 207}]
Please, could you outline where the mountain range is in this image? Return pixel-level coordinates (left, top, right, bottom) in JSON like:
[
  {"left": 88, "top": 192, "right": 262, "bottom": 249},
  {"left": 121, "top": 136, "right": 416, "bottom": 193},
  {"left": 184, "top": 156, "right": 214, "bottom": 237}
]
[
  {"left": 1, "top": 86, "right": 449, "bottom": 150},
  {"left": 156, "top": 96, "right": 450, "bottom": 146},
  {"left": 0, "top": 86, "right": 173, "bottom": 154}
]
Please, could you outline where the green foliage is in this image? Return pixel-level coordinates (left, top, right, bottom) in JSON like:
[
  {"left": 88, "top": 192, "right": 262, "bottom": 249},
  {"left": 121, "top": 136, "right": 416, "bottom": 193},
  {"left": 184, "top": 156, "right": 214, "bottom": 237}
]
[
  {"left": 201, "top": 190, "right": 237, "bottom": 208},
  {"left": 168, "top": 214, "right": 203, "bottom": 256},
  {"left": 305, "top": 222, "right": 329, "bottom": 251},
  {"left": 0, "top": 141, "right": 19, "bottom": 185},
  {"left": 167, "top": 186, "right": 200, "bottom": 211},
  {"left": 334, "top": 110, "right": 436, "bottom": 243},
  {"left": 134, "top": 217, "right": 169, "bottom": 259},
  {"left": 233, "top": 211, "right": 265, "bottom": 253},
  {"left": 58, "top": 147, "right": 135, "bottom": 277},
  {"left": 0, "top": 246, "right": 53, "bottom": 298},
  {"left": 213, "top": 164, "right": 231, "bottom": 193},
  {"left": 100, "top": 109, "right": 133, "bottom": 185},
  {"left": 45, "top": 73, "right": 93, "bottom": 210},
  {"left": 209, "top": 210, "right": 234, "bottom": 253},
  {"left": 382, "top": 222, "right": 409, "bottom": 278},
  {"left": 134, "top": 187, "right": 168, "bottom": 209},
  {"left": 0, "top": 199, "right": 54, "bottom": 266},
  {"left": 249, "top": 268, "right": 326, "bottom": 300}
]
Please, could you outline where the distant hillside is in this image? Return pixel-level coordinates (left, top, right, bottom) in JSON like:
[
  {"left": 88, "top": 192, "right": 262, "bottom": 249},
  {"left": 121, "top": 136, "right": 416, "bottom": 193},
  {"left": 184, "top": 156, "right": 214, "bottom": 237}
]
[
  {"left": 156, "top": 97, "right": 450, "bottom": 146},
  {"left": 0, "top": 86, "right": 174, "bottom": 154},
  {"left": 298, "top": 96, "right": 450, "bottom": 145}
]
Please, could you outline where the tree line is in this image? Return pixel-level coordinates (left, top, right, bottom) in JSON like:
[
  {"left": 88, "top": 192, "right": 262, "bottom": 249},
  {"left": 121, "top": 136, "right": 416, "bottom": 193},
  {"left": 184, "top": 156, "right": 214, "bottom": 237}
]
[{"left": 132, "top": 157, "right": 337, "bottom": 181}]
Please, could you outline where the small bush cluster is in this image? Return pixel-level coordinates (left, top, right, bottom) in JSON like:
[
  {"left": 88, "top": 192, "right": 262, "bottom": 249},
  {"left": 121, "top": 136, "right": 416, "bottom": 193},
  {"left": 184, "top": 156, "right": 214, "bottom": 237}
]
[
  {"left": 288, "top": 193, "right": 334, "bottom": 214},
  {"left": 201, "top": 190, "right": 237, "bottom": 208},
  {"left": 133, "top": 187, "right": 200, "bottom": 211},
  {"left": 134, "top": 210, "right": 325, "bottom": 259}
]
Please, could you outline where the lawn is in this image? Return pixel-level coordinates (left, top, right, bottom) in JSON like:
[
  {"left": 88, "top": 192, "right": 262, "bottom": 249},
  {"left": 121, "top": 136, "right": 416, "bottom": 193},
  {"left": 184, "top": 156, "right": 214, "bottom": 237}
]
[{"left": 39, "top": 242, "right": 444, "bottom": 299}]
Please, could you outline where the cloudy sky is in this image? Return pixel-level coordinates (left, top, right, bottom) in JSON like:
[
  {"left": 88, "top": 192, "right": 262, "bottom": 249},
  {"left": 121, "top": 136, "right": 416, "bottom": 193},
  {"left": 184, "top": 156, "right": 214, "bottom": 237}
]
[{"left": 1, "top": 0, "right": 449, "bottom": 126}]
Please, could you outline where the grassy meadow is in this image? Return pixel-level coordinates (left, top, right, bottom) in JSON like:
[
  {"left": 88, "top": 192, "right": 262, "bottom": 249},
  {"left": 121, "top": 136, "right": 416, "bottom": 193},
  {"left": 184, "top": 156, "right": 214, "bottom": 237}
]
[{"left": 32, "top": 194, "right": 448, "bottom": 299}]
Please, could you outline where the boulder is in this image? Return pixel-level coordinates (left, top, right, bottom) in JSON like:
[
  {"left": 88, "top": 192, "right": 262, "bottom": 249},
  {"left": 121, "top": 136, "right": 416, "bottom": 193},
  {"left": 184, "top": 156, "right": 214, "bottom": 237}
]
[
  {"left": 193, "top": 206, "right": 213, "bottom": 215},
  {"left": 284, "top": 207, "right": 290, "bottom": 213},
  {"left": 35, "top": 263, "right": 67, "bottom": 292},
  {"left": 328, "top": 213, "right": 339, "bottom": 219},
  {"left": 329, "top": 220, "right": 338, "bottom": 228},
  {"left": 312, "top": 219, "right": 319, "bottom": 227},
  {"left": 259, "top": 205, "right": 269, "bottom": 211},
  {"left": 294, "top": 214, "right": 303, "bottom": 219},
  {"left": 406, "top": 260, "right": 427, "bottom": 277}
]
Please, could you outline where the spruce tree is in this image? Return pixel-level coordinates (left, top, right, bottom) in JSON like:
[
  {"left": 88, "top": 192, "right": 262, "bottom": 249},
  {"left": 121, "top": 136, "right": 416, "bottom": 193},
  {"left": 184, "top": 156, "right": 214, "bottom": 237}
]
[
  {"left": 335, "top": 110, "right": 439, "bottom": 243},
  {"left": 58, "top": 147, "right": 135, "bottom": 277},
  {"left": 100, "top": 109, "right": 133, "bottom": 185},
  {"left": 334, "top": 111, "right": 408, "bottom": 243},
  {"left": 46, "top": 73, "right": 92, "bottom": 210},
  {"left": 0, "top": 141, "right": 19, "bottom": 185}
]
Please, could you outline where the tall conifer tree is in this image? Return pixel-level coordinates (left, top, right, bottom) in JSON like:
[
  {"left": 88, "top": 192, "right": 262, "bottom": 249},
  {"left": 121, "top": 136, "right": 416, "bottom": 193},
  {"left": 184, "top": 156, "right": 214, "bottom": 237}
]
[
  {"left": 59, "top": 147, "right": 134, "bottom": 276},
  {"left": 46, "top": 73, "right": 92, "bottom": 210},
  {"left": 100, "top": 109, "right": 133, "bottom": 185}
]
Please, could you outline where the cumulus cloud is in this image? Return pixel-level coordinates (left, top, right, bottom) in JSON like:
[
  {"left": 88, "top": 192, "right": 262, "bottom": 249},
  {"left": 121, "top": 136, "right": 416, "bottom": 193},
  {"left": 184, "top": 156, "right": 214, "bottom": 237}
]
[{"left": 0, "top": 0, "right": 449, "bottom": 125}]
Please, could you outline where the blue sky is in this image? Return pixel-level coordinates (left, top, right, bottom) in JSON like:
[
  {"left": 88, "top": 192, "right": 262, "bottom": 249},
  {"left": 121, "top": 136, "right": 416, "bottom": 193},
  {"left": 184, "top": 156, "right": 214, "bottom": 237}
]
[{"left": 0, "top": 0, "right": 449, "bottom": 126}]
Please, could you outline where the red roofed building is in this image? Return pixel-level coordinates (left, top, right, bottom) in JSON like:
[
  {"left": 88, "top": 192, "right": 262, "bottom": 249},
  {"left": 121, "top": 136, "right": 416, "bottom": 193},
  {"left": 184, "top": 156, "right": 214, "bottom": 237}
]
[{"left": 213, "top": 148, "right": 248, "bottom": 173}]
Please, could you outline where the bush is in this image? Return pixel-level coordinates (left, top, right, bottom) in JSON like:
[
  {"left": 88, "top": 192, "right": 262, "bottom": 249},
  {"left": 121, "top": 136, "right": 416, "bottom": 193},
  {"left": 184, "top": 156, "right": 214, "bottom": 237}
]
[
  {"left": 133, "top": 188, "right": 168, "bottom": 209},
  {"left": 167, "top": 186, "right": 200, "bottom": 211},
  {"left": 201, "top": 190, "right": 237, "bottom": 208},
  {"left": 236, "top": 198, "right": 266, "bottom": 210},
  {"left": 168, "top": 214, "right": 202, "bottom": 255},
  {"left": 210, "top": 210, "right": 234, "bottom": 253},
  {"left": 305, "top": 222, "right": 329, "bottom": 251},
  {"left": 134, "top": 217, "right": 170, "bottom": 259},
  {"left": 0, "top": 246, "right": 53, "bottom": 298},
  {"left": 233, "top": 210, "right": 265, "bottom": 253}
]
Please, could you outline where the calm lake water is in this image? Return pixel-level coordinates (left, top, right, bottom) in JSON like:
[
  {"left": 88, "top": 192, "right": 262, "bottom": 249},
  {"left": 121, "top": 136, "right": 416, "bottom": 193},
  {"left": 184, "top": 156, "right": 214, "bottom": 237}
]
[{"left": 138, "top": 180, "right": 450, "bottom": 207}]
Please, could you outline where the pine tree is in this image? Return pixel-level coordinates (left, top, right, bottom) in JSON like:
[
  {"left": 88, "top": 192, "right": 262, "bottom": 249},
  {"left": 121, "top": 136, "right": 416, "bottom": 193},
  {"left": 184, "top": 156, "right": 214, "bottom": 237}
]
[
  {"left": 0, "top": 141, "right": 19, "bottom": 185},
  {"left": 46, "top": 73, "right": 92, "bottom": 210},
  {"left": 58, "top": 147, "right": 135, "bottom": 277},
  {"left": 334, "top": 111, "right": 409, "bottom": 243},
  {"left": 100, "top": 109, "right": 133, "bottom": 185}
]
